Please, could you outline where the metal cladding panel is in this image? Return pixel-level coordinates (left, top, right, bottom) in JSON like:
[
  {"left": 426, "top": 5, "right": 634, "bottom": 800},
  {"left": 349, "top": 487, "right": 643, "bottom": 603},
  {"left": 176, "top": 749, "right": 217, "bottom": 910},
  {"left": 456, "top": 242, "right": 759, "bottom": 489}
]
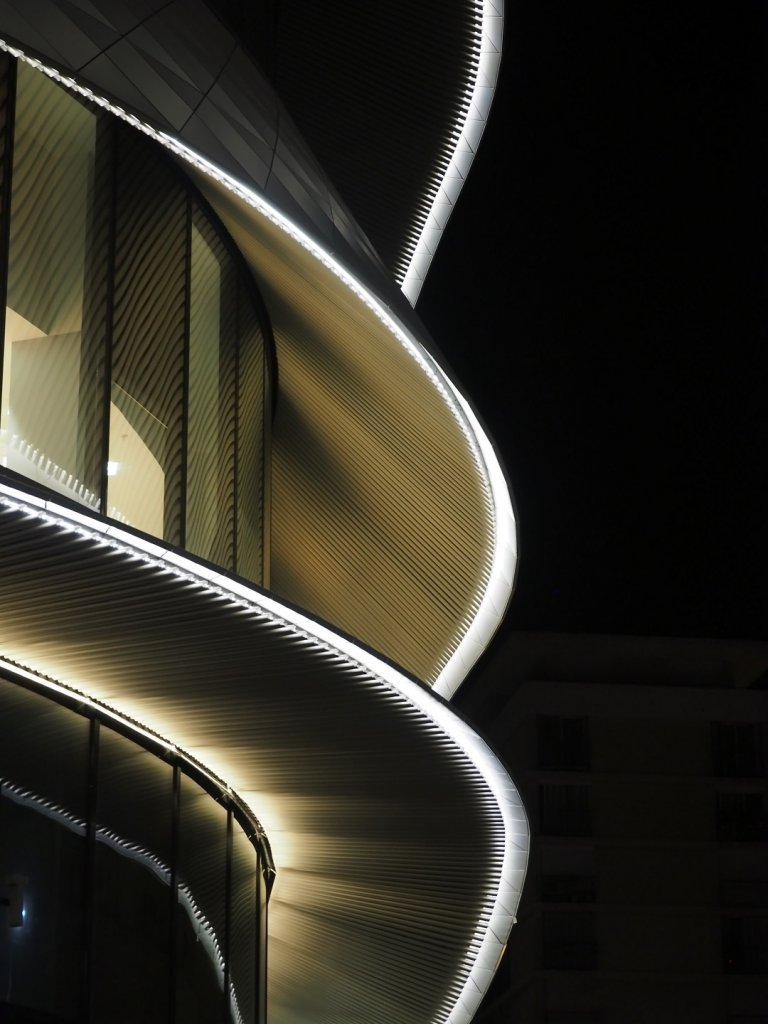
[
  {"left": 0, "top": 0, "right": 503, "bottom": 303},
  {"left": 0, "top": 489, "right": 528, "bottom": 1024},
  {"left": 191, "top": 174, "right": 494, "bottom": 686},
  {"left": 0, "top": 8, "right": 524, "bottom": 1021},
  {"left": 0, "top": 0, "right": 397, "bottom": 308},
  {"left": 0, "top": 7, "right": 515, "bottom": 688}
]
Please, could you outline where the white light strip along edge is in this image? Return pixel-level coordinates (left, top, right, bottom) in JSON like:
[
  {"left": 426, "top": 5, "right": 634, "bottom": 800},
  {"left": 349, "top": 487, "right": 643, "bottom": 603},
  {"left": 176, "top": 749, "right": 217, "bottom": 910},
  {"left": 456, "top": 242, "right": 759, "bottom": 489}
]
[
  {"left": 400, "top": 0, "right": 504, "bottom": 305},
  {"left": 0, "top": 482, "right": 529, "bottom": 1024},
  {"left": 0, "top": 38, "right": 515, "bottom": 700}
]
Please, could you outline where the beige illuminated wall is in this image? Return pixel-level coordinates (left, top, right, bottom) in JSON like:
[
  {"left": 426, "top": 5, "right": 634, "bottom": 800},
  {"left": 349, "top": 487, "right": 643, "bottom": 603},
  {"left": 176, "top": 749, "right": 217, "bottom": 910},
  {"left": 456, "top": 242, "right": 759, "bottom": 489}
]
[{"left": 194, "top": 174, "right": 495, "bottom": 686}]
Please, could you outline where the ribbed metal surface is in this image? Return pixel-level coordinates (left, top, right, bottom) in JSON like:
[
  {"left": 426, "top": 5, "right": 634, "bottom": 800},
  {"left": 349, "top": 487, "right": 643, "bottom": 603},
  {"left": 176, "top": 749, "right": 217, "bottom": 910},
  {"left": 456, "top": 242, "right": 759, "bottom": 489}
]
[
  {"left": 235, "top": 281, "right": 266, "bottom": 586},
  {"left": 0, "top": 0, "right": 400, "bottom": 315},
  {"left": 111, "top": 126, "right": 187, "bottom": 545},
  {"left": 7, "top": 64, "right": 89, "bottom": 334},
  {"left": 0, "top": 491, "right": 515, "bottom": 1024},
  {"left": 267, "top": 0, "right": 481, "bottom": 282},
  {"left": 187, "top": 209, "right": 237, "bottom": 569},
  {"left": 193, "top": 174, "right": 494, "bottom": 685},
  {"left": 0, "top": 4, "right": 512, "bottom": 688}
]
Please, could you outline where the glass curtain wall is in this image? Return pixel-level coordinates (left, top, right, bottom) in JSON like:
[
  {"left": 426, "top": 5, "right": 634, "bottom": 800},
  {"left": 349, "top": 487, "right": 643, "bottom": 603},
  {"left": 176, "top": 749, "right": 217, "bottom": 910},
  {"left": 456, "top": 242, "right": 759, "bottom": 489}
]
[
  {"left": 0, "top": 670, "right": 270, "bottom": 1023},
  {"left": 0, "top": 60, "right": 108, "bottom": 510},
  {"left": 0, "top": 56, "right": 271, "bottom": 584}
]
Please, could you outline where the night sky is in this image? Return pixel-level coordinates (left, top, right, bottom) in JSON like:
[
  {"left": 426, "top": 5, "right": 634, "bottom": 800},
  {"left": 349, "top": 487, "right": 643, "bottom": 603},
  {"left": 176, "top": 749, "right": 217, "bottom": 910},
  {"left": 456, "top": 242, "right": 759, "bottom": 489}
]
[{"left": 418, "top": 5, "right": 768, "bottom": 643}]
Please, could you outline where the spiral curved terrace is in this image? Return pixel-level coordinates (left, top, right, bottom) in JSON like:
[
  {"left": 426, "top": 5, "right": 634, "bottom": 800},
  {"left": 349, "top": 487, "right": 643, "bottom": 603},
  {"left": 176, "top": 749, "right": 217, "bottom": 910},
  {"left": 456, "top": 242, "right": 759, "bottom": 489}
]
[{"left": 0, "top": 5, "right": 526, "bottom": 1024}]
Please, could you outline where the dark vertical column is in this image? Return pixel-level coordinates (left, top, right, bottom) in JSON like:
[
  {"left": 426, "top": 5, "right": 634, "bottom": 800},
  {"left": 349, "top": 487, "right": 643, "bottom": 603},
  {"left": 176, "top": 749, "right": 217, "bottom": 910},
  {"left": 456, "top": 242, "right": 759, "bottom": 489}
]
[
  {"left": 224, "top": 809, "right": 233, "bottom": 1023},
  {"left": 78, "top": 112, "right": 113, "bottom": 504},
  {"left": 257, "top": 855, "right": 268, "bottom": 1024},
  {"left": 170, "top": 762, "right": 181, "bottom": 1024},
  {"left": 235, "top": 281, "right": 266, "bottom": 585},
  {"left": 186, "top": 207, "right": 236, "bottom": 569},
  {"left": 110, "top": 126, "right": 187, "bottom": 543},
  {"left": 83, "top": 717, "right": 100, "bottom": 1022},
  {"left": 180, "top": 194, "right": 191, "bottom": 549},
  {"left": 0, "top": 54, "right": 15, "bottom": 403},
  {"left": 95, "top": 116, "right": 117, "bottom": 514}
]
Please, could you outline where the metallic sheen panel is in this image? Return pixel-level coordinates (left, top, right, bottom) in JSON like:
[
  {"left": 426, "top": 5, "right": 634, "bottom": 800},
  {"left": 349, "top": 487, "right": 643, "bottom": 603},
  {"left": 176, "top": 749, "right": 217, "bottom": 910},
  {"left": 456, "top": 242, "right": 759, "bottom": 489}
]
[
  {"left": 0, "top": 9, "right": 516, "bottom": 690},
  {"left": 0, "top": 7, "right": 525, "bottom": 1022},
  {"left": 0, "top": 486, "right": 529, "bottom": 1024}
]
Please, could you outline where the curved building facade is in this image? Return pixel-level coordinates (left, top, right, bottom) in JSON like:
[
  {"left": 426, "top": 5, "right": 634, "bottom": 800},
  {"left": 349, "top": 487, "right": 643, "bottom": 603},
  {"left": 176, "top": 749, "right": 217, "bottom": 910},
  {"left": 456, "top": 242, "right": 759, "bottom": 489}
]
[{"left": 0, "top": 5, "right": 527, "bottom": 1024}]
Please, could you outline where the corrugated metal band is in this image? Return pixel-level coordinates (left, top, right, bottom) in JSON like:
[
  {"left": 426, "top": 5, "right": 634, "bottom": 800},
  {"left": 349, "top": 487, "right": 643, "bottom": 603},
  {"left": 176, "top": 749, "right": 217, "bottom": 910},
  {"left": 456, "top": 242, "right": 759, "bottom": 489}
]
[
  {"left": 190, "top": 173, "right": 496, "bottom": 687},
  {"left": 0, "top": 483, "right": 524, "bottom": 1024}
]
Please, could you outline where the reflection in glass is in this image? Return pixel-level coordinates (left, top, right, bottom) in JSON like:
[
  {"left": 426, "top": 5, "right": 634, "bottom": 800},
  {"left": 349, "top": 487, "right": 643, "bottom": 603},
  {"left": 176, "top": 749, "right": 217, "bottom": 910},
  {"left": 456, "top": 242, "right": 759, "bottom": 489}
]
[
  {"left": 230, "top": 826, "right": 258, "bottom": 1023},
  {"left": 258, "top": 864, "right": 268, "bottom": 1024},
  {"left": 0, "top": 679, "right": 89, "bottom": 1019},
  {"left": 0, "top": 62, "right": 107, "bottom": 507},
  {"left": 0, "top": 59, "right": 269, "bottom": 581},
  {"left": 187, "top": 213, "right": 236, "bottom": 568},
  {"left": 176, "top": 774, "right": 228, "bottom": 1021},
  {"left": 107, "top": 128, "right": 186, "bottom": 543},
  {"left": 91, "top": 728, "right": 173, "bottom": 1023},
  {"left": 237, "top": 296, "right": 267, "bottom": 585}
]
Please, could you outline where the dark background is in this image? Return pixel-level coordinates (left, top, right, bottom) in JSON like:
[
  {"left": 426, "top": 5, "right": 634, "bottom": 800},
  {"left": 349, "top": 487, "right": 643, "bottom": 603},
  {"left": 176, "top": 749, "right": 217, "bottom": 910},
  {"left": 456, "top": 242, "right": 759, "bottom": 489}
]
[{"left": 418, "top": 4, "right": 768, "bottom": 643}]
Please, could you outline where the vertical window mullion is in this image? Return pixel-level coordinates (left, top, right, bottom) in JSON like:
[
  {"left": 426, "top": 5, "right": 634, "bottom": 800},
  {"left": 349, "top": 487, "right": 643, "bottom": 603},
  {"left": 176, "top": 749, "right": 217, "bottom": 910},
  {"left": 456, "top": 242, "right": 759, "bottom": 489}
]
[
  {"left": 170, "top": 762, "right": 181, "bottom": 1024},
  {"left": 97, "top": 116, "right": 117, "bottom": 514},
  {"left": 0, "top": 55, "right": 16, "bottom": 421},
  {"left": 83, "top": 717, "right": 100, "bottom": 1023},
  {"left": 180, "top": 194, "right": 192, "bottom": 550},
  {"left": 224, "top": 807, "right": 233, "bottom": 1023}
]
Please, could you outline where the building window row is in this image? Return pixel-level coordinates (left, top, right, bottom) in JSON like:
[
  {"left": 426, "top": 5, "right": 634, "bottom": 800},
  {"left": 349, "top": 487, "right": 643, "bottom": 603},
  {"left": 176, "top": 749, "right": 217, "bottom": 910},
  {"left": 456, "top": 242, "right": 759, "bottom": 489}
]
[
  {"left": 712, "top": 722, "right": 767, "bottom": 779},
  {"left": 0, "top": 56, "right": 272, "bottom": 583},
  {"left": 0, "top": 668, "right": 270, "bottom": 1023},
  {"left": 538, "top": 715, "right": 590, "bottom": 771}
]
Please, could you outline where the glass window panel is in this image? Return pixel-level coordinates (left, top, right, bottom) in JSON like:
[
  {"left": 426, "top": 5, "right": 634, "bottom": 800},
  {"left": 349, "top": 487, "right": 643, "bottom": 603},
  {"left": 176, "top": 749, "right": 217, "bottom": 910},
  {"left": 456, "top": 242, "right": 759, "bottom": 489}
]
[
  {"left": 229, "top": 826, "right": 258, "bottom": 1024},
  {"left": 1, "top": 62, "right": 108, "bottom": 508},
  {"left": 107, "top": 127, "right": 186, "bottom": 543},
  {"left": 236, "top": 287, "right": 266, "bottom": 585},
  {"left": 0, "top": 678, "right": 89, "bottom": 1018},
  {"left": 712, "top": 722, "right": 767, "bottom": 778},
  {"left": 187, "top": 212, "right": 236, "bottom": 568},
  {"left": 175, "top": 775, "right": 228, "bottom": 1021},
  {"left": 91, "top": 727, "right": 174, "bottom": 1023},
  {"left": 257, "top": 863, "right": 267, "bottom": 1024},
  {"left": 539, "top": 784, "right": 592, "bottom": 837},
  {"left": 538, "top": 715, "right": 590, "bottom": 770},
  {"left": 542, "top": 910, "right": 597, "bottom": 970}
]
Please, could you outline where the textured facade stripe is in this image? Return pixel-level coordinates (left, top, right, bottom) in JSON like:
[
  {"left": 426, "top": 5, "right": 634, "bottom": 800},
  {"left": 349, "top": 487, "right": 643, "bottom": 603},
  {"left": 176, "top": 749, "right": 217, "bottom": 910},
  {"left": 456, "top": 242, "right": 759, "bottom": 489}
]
[
  {"left": 400, "top": 0, "right": 504, "bottom": 302},
  {"left": 0, "top": 482, "right": 527, "bottom": 1024},
  {"left": 0, "top": 10, "right": 525, "bottom": 1023},
  {"left": 0, "top": 19, "right": 514, "bottom": 689}
]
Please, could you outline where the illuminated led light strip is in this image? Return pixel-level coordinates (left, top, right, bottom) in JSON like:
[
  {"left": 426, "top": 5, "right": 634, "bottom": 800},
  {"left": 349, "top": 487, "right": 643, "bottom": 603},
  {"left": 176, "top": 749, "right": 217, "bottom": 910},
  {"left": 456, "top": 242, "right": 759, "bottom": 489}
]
[
  {"left": 0, "top": 652, "right": 271, "bottom": 859},
  {"left": 0, "top": 482, "right": 528, "bottom": 1024},
  {"left": 400, "top": 0, "right": 504, "bottom": 304},
  {"left": 0, "top": 37, "right": 515, "bottom": 698},
  {"left": 0, "top": 655, "right": 178, "bottom": 755}
]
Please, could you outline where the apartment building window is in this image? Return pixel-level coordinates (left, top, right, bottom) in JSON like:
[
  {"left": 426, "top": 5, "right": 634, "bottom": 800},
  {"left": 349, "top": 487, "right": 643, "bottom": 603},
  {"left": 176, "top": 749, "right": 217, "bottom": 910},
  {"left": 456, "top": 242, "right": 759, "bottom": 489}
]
[
  {"left": 542, "top": 910, "right": 597, "bottom": 970},
  {"left": 539, "top": 784, "right": 591, "bottom": 836},
  {"left": 547, "top": 1015, "right": 602, "bottom": 1024},
  {"left": 720, "top": 876, "right": 768, "bottom": 907},
  {"left": 712, "top": 722, "right": 766, "bottom": 778},
  {"left": 538, "top": 716, "right": 590, "bottom": 770},
  {"left": 716, "top": 792, "right": 767, "bottom": 842},
  {"left": 542, "top": 874, "right": 596, "bottom": 904},
  {"left": 722, "top": 916, "right": 768, "bottom": 974}
]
